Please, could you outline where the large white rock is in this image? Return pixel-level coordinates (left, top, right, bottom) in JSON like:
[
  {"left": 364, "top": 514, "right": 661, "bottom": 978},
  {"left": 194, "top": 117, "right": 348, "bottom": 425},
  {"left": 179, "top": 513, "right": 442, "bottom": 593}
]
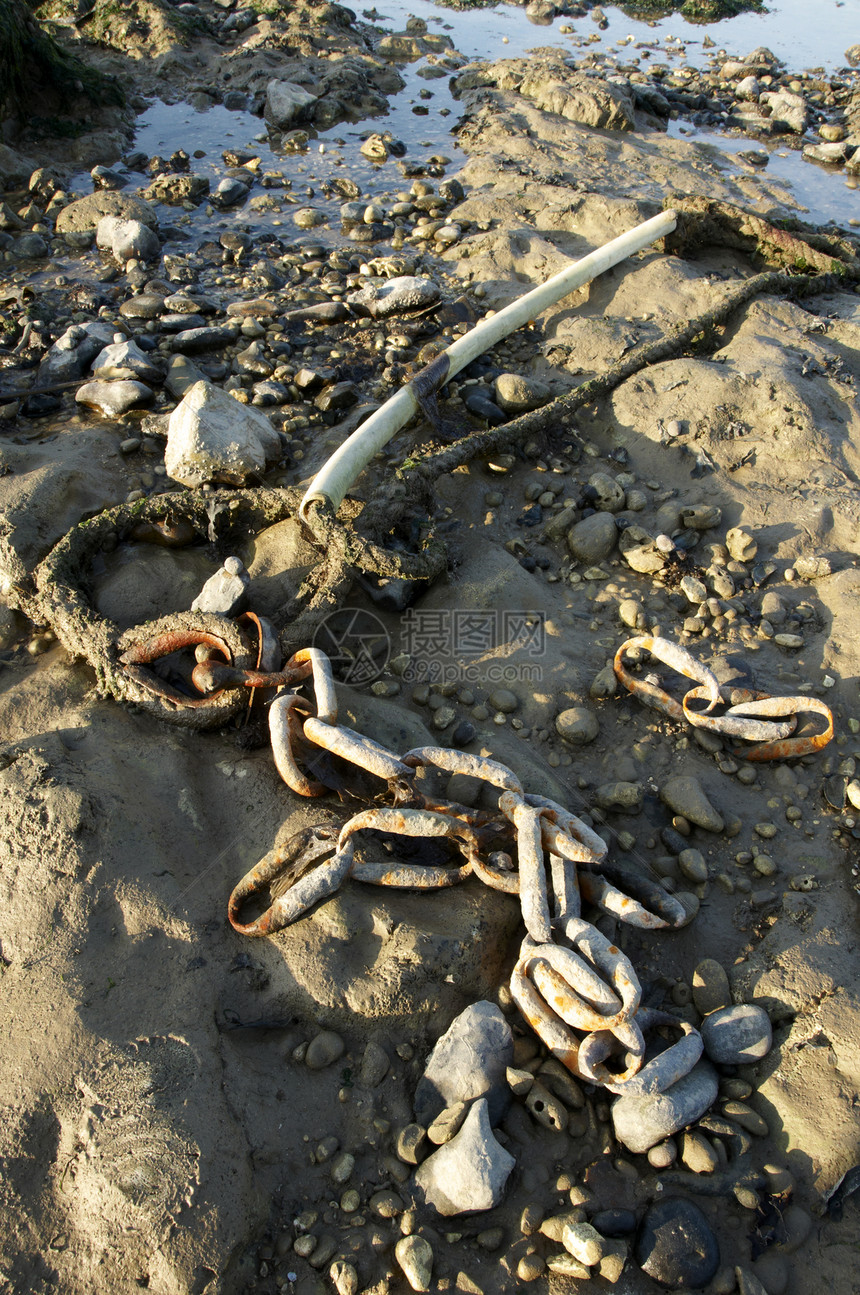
[
  {"left": 96, "top": 215, "right": 159, "bottom": 262},
  {"left": 264, "top": 79, "right": 317, "bottom": 128},
  {"left": 165, "top": 381, "right": 282, "bottom": 487},
  {"left": 413, "top": 1098, "right": 515, "bottom": 1216}
]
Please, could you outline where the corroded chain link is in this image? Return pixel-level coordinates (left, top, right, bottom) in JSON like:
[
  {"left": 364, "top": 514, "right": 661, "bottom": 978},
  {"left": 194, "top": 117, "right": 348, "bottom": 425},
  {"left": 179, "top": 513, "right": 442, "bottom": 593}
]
[{"left": 614, "top": 636, "right": 834, "bottom": 760}]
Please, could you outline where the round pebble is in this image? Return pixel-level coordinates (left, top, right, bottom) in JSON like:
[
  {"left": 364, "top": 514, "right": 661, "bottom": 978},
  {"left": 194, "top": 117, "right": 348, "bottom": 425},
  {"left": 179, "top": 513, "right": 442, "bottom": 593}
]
[
  {"left": 305, "top": 1030, "right": 345, "bottom": 1069},
  {"left": 516, "top": 1253, "right": 547, "bottom": 1282},
  {"left": 635, "top": 1197, "right": 720, "bottom": 1288},
  {"left": 647, "top": 1139, "right": 677, "bottom": 1169},
  {"left": 701, "top": 1004, "right": 773, "bottom": 1064},
  {"left": 556, "top": 706, "right": 599, "bottom": 745}
]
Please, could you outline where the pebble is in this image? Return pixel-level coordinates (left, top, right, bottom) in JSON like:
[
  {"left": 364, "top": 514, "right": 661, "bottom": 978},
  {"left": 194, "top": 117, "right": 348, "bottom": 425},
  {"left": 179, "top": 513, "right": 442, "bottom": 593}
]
[
  {"left": 562, "top": 1220, "right": 604, "bottom": 1266},
  {"left": 635, "top": 1197, "right": 720, "bottom": 1288},
  {"left": 567, "top": 511, "right": 618, "bottom": 563},
  {"left": 427, "top": 1101, "right": 469, "bottom": 1145},
  {"left": 722, "top": 1101, "right": 769, "bottom": 1137},
  {"left": 750, "top": 1251, "right": 789, "bottom": 1294},
  {"left": 305, "top": 1030, "right": 346, "bottom": 1069},
  {"left": 488, "top": 688, "right": 518, "bottom": 713},
  {"left": 540, "top": 1210, "right": 584, "bottom": 1243},
  {"left": 678, "top": 847, "right": 708, "bottom": 883},
  {"left": 591, "top": 1209, "right": 636, "bottom": 1237},
  {"left": 619, "top": 598, "right": 643, "bottom": 628},
  {"left": 525, "top": 1080, "right": 568, "bottom": 1132},
  {"left": 414, "top": 1000, "right": 512, "bottom": 1128},
  {"left": 701, "top": 1004, "right": 772, "bottom": 1064},
  {"left": 661, "top": 775, "right": 724, "bottom": 832},
  {"left": 476, "top": 1226, "right": 504, "bottom": 1250},
  {"left": 680, "top": 1129, "right": 719, "bottom": 1174},
  {"left": 647, "top": 1139, "right": 677, "bottom": 1169},
  {"left": 595, "top": 781, "right": 643, "bottom": 812},
  {"left": 329, "top": 1260, "right": 359, "bottom": 1295},
  {"left": 692, "top": 959, "right": 732, "bottom": 1015},
  {"left": 612, "top": 1061, "right": 719, "bottom": 1153},
  {"left": 520, "top": 1202, "right": 544, "bottom": 1235},
  {"left": 516, "top": 1254, "right": 547, "bottom": 1282},
  {"left": 395, "top": 1235, "right": 434, "bottom": 1292},
  {"left": 556, "top": 706, "right": 599, "bottom": 745},
  {"left": 726, "top": 526, "right": 758, "bottom": 562},
  {"left": 680, "top": 574, "right": 708, "bottom": 604},
  {"left": 396, "top": 1123, "right": 427, "bottom": 1165},
  {"left": 413, "top": 1098, "right": 515, "bottom": 1216},
  {"left": 778, "top": 1204, "right": 812, "bottom": 1253},
  {"left": 545, "top": 1253, "right": 590, "bottom": 1279},
  {"left": 494, "top": 372, "right": 553, "bottom": 414},
  {"left": 192, "top": 557, "right": 250, "bottom": 616},
  {"left": 75, "top": 379, "right": 153, "bottom": 416},
  {"left": 330, "top": 1152, "right": 354, "bottom": 1184},
  {"left": 369, "top": 1190, "right": 404, "bottom": 1218},
  {"left": 359, "top": 1040, "right": 390, "bottom": 1087}
]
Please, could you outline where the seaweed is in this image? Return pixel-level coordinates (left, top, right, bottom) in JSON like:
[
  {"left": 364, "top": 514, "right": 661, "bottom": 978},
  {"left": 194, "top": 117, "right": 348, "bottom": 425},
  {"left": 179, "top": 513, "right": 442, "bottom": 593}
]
[{"left": 0, "top": 0, "right": 123, "bottom": 121}]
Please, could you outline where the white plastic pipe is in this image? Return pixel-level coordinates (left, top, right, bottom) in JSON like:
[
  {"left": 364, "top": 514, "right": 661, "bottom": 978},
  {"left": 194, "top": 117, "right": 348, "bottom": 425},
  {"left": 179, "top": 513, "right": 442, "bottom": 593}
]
[{"left": 300, "top": 208, "right": 677, "bottom": 519}]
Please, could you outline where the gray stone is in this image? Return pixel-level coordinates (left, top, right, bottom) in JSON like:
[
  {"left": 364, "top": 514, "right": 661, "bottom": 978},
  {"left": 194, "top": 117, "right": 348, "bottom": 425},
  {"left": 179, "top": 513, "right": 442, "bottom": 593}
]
[
  {"left": 75, "top": 379, "right": 154, "bottom": 417},
  {"left": 12, "top": 233, "right": 48, "bottom": 258},
  {"left": 595, "top": 781, "right": 643, "bottom": 812},
  {"left": 556, "top": 706, "right": 599, "bottom": 746},
  {"left": 701, "top": 1004, "right": 772, "bottom": 1064},
  {"left": 612, "top": 1060, "right": 719, "bottom": 1154},
  {"left": 427, "top": 1101, "right": 468, "bottom": 1145},
  {"left": 359, "top": 1040, "right": 390, "bottom": 1087},
  {"left": 347, "top": 275, "right": 440, "bottom": 318},
  {"left": 92, "top": 337, "right": 163, "bottom": 384},
  {"left": 212, "top": 177, "right": 249, "bottom": 208},
  {"left": 680, "top": 505, "right": 722, "bottom": 530},
  {"left": 414, "top": 1000, "right": 512, "bottom": 1128},
  {"left": 96, "top": 214, "right": 159, "bottom": 262},
  {"left": 566, "top": 511, "right": 617, "bottom": 563},
  {"left": 143, "top": 173, "right": 210, "bottom": 205},
  {"left": 588, "top": 471, "right": 625, "bottom": 513},
  {"left": 164, "top": 355, "right": 207, "bottom": 399},
  {"left": 265, "top": 79, "right": 317, "bottom": 128},
  {"left": 37, "top": 321, "right": 115, "bottom": 384},
  {"left": 191, "top": 559, "right": 250, "bottom": 616},
  {"left": 413, "top": 1098, "right": 515, "bottom": 1216},
  {"left": 680, "top": 574, "right": 708, "bottom": 605},
  {"left": 660, "top": 775, "right": 724, "bottom": 832},
  {"left": 493, "top": 373, "right": 553, "bottom": 414},
  {"left": 165, "top": 380, "right": 281, "bottom": 486},
  {"left": 488, "top": 688, "right": 518, "bottom": 714},
  {"left": 619, "top": 525, "right": 666, "bottom": 575},
  {"left": 678, "top": 847, "right": 708, "bottom": 883},
  {"left": 55, "top": 190, "right": 158, "bottom": 233},
  {"left": 171, "top": 326, "right": 237, "bottom": 353},
  {"left": 736, "top": 74, "right": 761, "bottom": 100}
]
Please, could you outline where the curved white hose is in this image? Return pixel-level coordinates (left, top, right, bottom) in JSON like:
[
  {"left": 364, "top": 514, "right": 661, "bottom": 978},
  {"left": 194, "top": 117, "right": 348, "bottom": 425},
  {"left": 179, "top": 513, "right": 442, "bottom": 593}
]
[{"left": 300, "top": 208, "right": 678, "bottom": 519}]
